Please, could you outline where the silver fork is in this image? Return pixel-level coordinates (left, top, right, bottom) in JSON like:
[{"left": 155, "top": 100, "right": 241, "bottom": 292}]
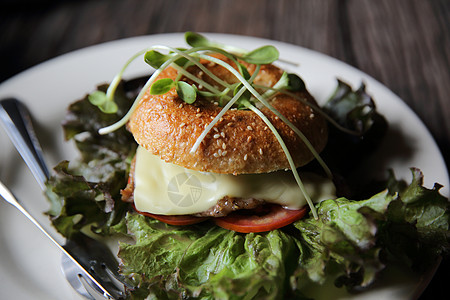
[{"left": 0, "top": 98, "right": 128, "bottom": 300}]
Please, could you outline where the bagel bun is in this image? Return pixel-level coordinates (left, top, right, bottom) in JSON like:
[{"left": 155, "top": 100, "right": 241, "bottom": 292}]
[{"left": 127, "top": 54, "right": 328, "bottom": 174}]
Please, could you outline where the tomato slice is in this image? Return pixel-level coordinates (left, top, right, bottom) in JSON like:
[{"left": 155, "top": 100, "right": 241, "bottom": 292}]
[
  {"left": 133, "top": 205, "right": 208, "bottom": 226},
  {"left": 213, "top": 204, "right": 308, "bottom": 233}
]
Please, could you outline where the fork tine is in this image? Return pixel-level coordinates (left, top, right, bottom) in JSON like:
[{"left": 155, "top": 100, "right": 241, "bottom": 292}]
[
  {"left": 61, "top": 254, "right": 96, "bottom": 299},
  {"left": 67, "top": 233, "right": 129, "bottom": 289},
  {"left": 102, "top": 263, "right": 132, "bottom": 289},
  {"left": 64, "top": 235, "right": 126, "bottom": 299},
  {"left": 78, "top": 274, "right": 115, "bottom": 300}
]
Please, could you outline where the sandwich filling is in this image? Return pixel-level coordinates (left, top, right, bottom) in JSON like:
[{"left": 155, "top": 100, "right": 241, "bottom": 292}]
[{"left": 132, "top": 146, "right": 335, "bottom": 215}]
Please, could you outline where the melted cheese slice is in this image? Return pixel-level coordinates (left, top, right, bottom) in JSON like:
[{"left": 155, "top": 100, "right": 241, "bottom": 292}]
[{"left": 134, "top": 146, "right": 336, "bottom": 215}]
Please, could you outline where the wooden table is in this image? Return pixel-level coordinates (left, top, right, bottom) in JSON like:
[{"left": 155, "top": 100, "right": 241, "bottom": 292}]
[{"left": 1, "top": 0, "right": 448, "bottom": 299}]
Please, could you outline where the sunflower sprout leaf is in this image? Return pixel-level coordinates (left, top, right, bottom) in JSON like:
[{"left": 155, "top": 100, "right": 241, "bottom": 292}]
[
  {"left": 185, "top": 32, "right": 211, "bottom": 47},
  {"left": 99, "top": 100, "right": 119, "bottom": 114},
  {"left": 150, "top": 78, "right": 174, "bottom": 95},
  {"left": 241, "top": 45, "right": 279, "bottom": 64},
  {"left": 177, "top": 81, "right": 197, "bottom": 104},
  {"left": 88, "top": 91, "right": 108, "bottom": 106}
]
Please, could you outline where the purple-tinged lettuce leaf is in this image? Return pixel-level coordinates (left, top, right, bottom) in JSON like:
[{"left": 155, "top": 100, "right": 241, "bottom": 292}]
[
  {"left": 45, "top": 80, "right": 142, "bottom": 237},
  {"left": 320, "top": 80, "right": 388, "bottom": 181},
  {"left": 291, "top": 169, "right": 449, "bottom": 294}
]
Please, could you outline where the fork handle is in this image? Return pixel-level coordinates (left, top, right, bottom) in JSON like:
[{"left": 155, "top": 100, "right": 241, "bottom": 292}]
[{"left": 0, "top": 98, "right": 50, "bottom": 189}]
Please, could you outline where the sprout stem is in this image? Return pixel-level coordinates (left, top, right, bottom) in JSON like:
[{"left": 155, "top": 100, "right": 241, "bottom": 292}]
[
  {"left": 254, "top": 84, "right": 360, "bottom": 136},
  {"left": 171, "top": 64, "right": 223, "bottom": 95},
  {"left": 243, "top": 100, "right": 318, "bottom": 219},
  {"left": 99, "top": 50, "right": 185, "bottom": 135},
  {"left": 153, "top": 46, "right": 234, "bottom": 90},
  {"left": 105, "top": 49, "right": 149, "bottom": 104},
  {"left": 190, "top": 85, "right": 247, "bottom": 153}
]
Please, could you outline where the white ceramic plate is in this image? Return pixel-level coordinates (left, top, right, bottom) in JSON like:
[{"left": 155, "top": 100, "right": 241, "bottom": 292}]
[{"left": 0, "top": 33, "right": 448, "bottom": 300}]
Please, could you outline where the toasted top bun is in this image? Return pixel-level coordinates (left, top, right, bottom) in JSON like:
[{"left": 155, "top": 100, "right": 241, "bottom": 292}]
[{"left": 128, "top": 54, "right": 328, "bottom": 174}]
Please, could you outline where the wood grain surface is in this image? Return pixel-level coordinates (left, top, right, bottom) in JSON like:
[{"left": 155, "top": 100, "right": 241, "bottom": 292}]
[{"left": 1, "top": 0, "right": 449, "bottom": 299}]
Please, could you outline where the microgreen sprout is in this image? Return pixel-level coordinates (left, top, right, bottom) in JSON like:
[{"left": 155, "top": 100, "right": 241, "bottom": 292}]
[
  {"left": 240, "top": 45, "right": 279, "bottom": 65},
  {"left": 253, "top": 83, "right": 360, "bottom": 136},
  {"left": 89, "top": 48, "right": 149, "bottom": 114},
  {"left": 176, "top": 81, "right": 197, "bottom": 104},
  {"left": 185, "top": 31, "right": 296, "bottom": 66},
  {"left": 185, "top": 32, "right": 247, "bottom": 55},
  {"left": 241, "top": 99, "right": 318, "bottom": 219},
  {"left": 150, "top": 78, "right": 174, "bottom": 95},
  {"left": 98, "top": 49, "right": 187, "bottom": 134}
]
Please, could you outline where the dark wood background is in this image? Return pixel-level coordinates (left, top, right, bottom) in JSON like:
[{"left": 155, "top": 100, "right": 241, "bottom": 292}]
[{"left": 1, "top": 0, "right": 448, "bottom": 299}]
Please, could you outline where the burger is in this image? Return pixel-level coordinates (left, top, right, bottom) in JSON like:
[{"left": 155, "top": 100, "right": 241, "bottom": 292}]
[
  {"left": 118, "top": 47, "right": 336, "bottom": 232},
  {"left": 47, "top": 33, "right": 449, "bottom": 299}
]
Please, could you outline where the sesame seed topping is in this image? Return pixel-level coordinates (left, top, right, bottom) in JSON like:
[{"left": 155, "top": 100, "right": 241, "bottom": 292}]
[
  {"left": 178, "top": 103, "right": 183, "bottom": 108},
  {"left": 213, "top": 133, "right": 220, "bottom": 139},
  {"left": 196, "top": 113, "right": 202, "bottom": 117},
  {"left": 218, "top": 149, "right": 222, "bottom": 156},
  {"left": 264, "top": 126, "right": 268, "bottom": 131},
  {"left": 213, "top": 127, "right": 219, "bottom": 132},
  {"left": 222, "top": 143, "right": 226, "bottom": 149},
  {"left": 247, "top": 136, "right": 252, "bottom": 142},
  {"left": 197, "top": 108, "right": 201, "bottom": 113},
  {"left": 156, "top": 104, "right": 163, "bottom": 110},
  {"left": 247, "top": 126, "right": 253, "bottom": 131},
  {"left": 214, "top": 102, "right": 219, "bottom": 106},
  {"left": 220, "top": 132, "right": 225, "bottom": 138},
  {"left": 222, "top": 150, "right": 227, "bottom": 156},
  {"left": 213, "top": 153, "right": 219, "bottom": 157},
  {"left": 309, "top": 113, "right": 315, "bottom": 119},
  {"left": 244, "top": 154, "right": 248, "bottom": 161},
  {"left": 259, "top": 148, "right": 263, "bottom": 155},
  {"left": 179, "top": 122, "right": 186, "bottom": 128}
]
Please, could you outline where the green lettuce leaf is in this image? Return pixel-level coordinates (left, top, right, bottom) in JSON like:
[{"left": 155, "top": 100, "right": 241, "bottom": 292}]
[
  {"left": 119, "top": 213, "right": 301, "bottom": 299},
  {"left": 292, "top": 192, "right": 390, "bottom": 291}
]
